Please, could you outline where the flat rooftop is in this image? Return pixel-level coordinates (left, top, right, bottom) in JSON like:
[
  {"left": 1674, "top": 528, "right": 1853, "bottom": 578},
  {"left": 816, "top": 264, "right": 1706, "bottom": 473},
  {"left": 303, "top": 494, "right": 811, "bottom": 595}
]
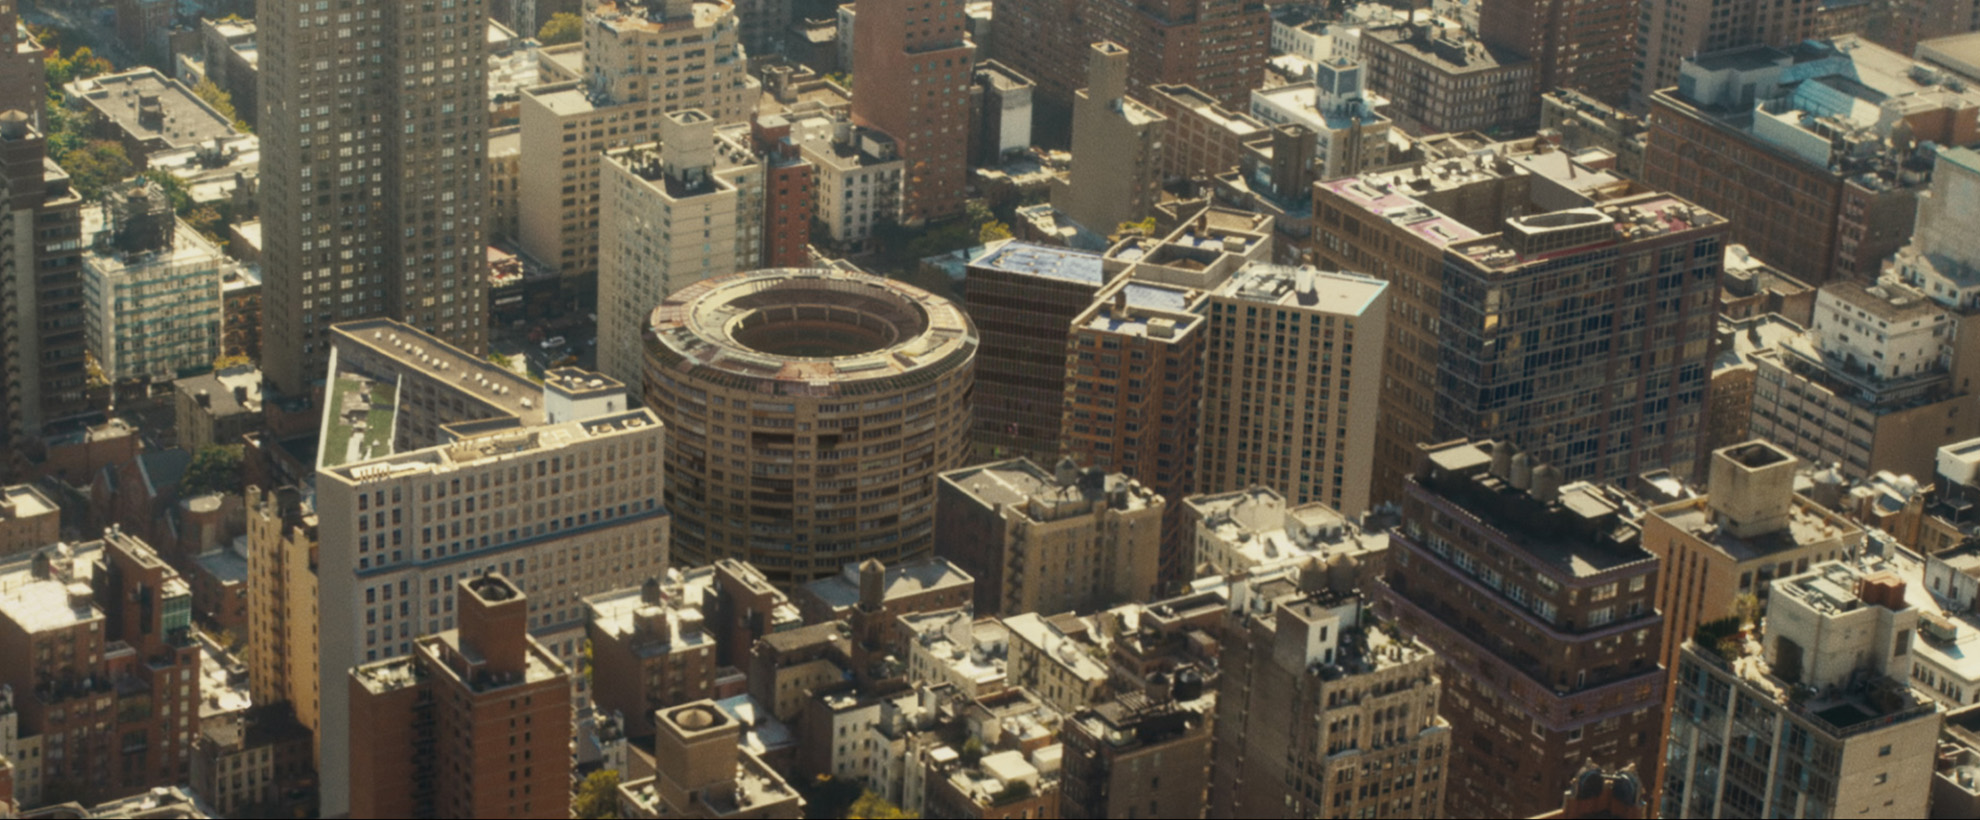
[
  {"left": 968, "top": 242, "right": 1107, "bottom": 286},
  {"left": 800, "top": 557, "right": 974, "bottom": 611},
  {"left": 1218, "top": 263, "right": 1388, "bottom": 317},
  {"left": 1, "top": 484, "right": 60, "bottom": 521},
  {"left": 585, "top": 584, "right": 714, "bottom": 657},
  {"left": 1452, "top": 194, "right": 1724, "bottom": 271},
  {"left": 68, "top": 67, "right": 241, "bottom": 151},
  {"left": 943, "top": 458, "right": 1157, "bottom": 518},
  {"left": 0, "top": 542, "right": 104, "bottom": 635},
  {"left": 1822, "top": 280, "right": 1944, "bottom": 325},
  {"left": 1318, "top": 175, "right": 1483, "bottom": 248},
  {"left": 1075, "top": 280, "right": 1205, "bottom": 339},
  {"left": 1365, "top": 23, "right": 1531, "bottom": 74},
  {"left": 325, "top": 409, "right": 661, "bottom": 488}
]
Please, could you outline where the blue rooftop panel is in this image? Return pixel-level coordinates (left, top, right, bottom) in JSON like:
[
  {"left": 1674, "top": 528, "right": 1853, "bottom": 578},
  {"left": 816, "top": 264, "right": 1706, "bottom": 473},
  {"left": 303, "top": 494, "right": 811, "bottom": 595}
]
[{"left": 968, "top": 242, "right": 1107, "bottom": 285}]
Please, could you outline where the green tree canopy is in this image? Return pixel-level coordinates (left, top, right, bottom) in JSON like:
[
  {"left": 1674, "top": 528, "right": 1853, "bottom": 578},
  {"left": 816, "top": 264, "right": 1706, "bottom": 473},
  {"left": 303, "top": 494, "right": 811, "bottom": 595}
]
[
  {"left": 63, "top": 140, "right": 135, "bottom": 201},
  {"left": 573, "top": 769, "right": 620, "bottom": 819},
  {"left": 538, "top": 13, "right": 583, "bottom": 45},
  {"left": 849, "top": 791, "right": 916, "bottom": 819},
  {"left": 180, "top": 445, "right": 244, "bottom": 498},
  {"left": 977, "top": 220, "right": 1012, "bottom": 244},
  {"left": 191, "top": 78, "right": 250, "bottom": 133}
]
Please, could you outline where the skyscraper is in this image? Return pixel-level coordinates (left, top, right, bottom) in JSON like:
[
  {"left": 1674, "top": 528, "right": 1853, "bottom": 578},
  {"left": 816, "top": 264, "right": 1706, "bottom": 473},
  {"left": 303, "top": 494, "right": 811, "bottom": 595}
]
[
  {"left": 0, "top": 112, "right": 84, "bottom": 462},
  {"left": 259, "top": 0, "right": 491, "bottom": 397},
  {"left": 1380, "top": 439, "right": 1667, "bottom": 818},
  {"left": 1198, "top": 263, "right": 1388, "bottom": 515},
  {"left": 850, "top": 0, "right": 975, "bottom": 224},
  {"left": 1052, "top": 42, "right": 1165, "bottom": 236}
]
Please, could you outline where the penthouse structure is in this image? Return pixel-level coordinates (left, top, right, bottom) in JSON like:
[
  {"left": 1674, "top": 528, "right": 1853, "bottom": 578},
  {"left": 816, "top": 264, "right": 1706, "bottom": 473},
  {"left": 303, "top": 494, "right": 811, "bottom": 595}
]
[
  {"left": 965, "top": 242, "right": 1114, "bottom": 463},
  {"left": 348, "top": 574, "right": 573, "bottom": 818},
  {"left": 1645, "top": 38, "right": 1976, "bottom": 284},
  {"left": 1440, "top": 194, "right": 1727, "bottom": 485},
  {"left": 1208, "top": 581, "right": 1449, "bottom": 818},
  {"left": 313, "top": 354, "right": 669, "bottom": 812},
  {"left": 1380, "top": 440, "right": 1667, "bottom": 818},
  {"left": 643, "top": 269, "right": 978, "bottom": 587},
  {"left": 0, "top": 532, "right": 201, "bottom": 806},
  {"left": 937, "top": 458, "right": 1163, "bottom": 616},
  {"left": 1062, "top": 278, "right": 1206, "bottom": 586},
  {"left": 1661, "top": 561, "right": 1938, "bottom": 818},
  {"left": 517, "top": 0, "right": 755, "bottom": 287},
  {"left": 1199, "top": 264, "right": 1388, "bottom": 515}
]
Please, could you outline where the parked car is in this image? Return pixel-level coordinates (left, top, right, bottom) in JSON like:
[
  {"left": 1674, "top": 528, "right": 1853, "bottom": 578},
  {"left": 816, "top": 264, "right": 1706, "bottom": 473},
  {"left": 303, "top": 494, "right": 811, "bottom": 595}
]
[{"left": 540, "top": 335, "right": 566, "bottom": 350}]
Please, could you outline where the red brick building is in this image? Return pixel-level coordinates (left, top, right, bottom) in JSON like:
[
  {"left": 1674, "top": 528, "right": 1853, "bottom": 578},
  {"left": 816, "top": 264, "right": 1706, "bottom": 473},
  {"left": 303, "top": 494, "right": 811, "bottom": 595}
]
[{"left": 850, "top": 0, "right": 975, "bottom": 224}]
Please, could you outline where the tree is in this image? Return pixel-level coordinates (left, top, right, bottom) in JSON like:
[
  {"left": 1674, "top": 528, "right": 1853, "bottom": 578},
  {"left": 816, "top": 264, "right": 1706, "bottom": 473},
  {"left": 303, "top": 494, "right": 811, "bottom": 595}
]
[
  {"left": 977, "top": 219, "right": 1012, "bottom": 244},
  {"left": 191, "top": 78, "right": 250, "bottom": 133},
  {"left": 62, "top": 140, "right": 135, "bottom": 201},
  {"left": 212, "top": 354, "right": 251, "bottom": 370},
  {"left": 538, "top": 12, "right": 583, "bottom": 45},
  {"left": 142, "top": 169, "right": 193, "bottom": 212},
  {"left": 180, "top": 445, "right": 245, "bottom": 498},
  {"left": 572, "top": 769, "right": 620, "bottom": 819},
  {"left": 849, "top": 791, "right": 916, "bottom": 819},
  {"left": 1116, "top": 216, "right": 1157, "bottom": 237}
]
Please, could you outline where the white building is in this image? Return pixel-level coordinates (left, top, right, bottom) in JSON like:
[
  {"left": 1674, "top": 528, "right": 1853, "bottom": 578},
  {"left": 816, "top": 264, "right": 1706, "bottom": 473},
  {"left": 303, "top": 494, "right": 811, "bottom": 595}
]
[
  {"left": 596, "top": 111, "right": 744, "bottom": 390},
  {"left": 1182, "top": 485, "right": 1388, "bottom": 577},
  {"left": 790, "top": 108, "right": 903, "bottom": 246},
  {"left": 81, "top": 185, "right": 226, "bottom": 384},
  {"left": 1248, "top": 58, "right": 1392, "bottom": 180}
]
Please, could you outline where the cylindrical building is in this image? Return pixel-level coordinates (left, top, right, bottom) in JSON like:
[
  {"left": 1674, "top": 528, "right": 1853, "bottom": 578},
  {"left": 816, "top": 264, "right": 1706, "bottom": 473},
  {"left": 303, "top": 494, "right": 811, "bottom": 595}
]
[{"left": 643, "top": 268, "right": 978, "bottom": 587}]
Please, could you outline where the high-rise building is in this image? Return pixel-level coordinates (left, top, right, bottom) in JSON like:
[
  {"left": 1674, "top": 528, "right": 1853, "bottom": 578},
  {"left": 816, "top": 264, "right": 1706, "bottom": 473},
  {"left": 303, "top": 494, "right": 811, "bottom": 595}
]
[
  {"left": 1476, "top": 0, "right": 1632, "bottom": 104},
  {"left": 971, "top": 61, "right": 1035, "bottom": 166},
  {"left": 258, "top": 0, "right": 491, "bottom": 397},
  {"left": 965, "top": 242, "right": 1114, "bottom": 463},
  {"left": 1660, "top": 561, "right": 1938, "bottom": 818},
  {"left": 0, "top": 530, "right": 201, "bottom": 805},
  {"left": 348, "top": 574, "right": 573, "bottom": 818},
  {"left": 245, "top": 486, "right": 323, "bottom": 750},
  {"left": 313, "top": 325, "right": 669, "bottom": 816},
  {"left": 1379, "top": 439, "right": 1667, "bottom": 818},
  {"left": 1060, "top": 698, "right": 1212, "bottom": 819},
  {"left": 1310, "top": 172, "right": 1485, "bottom": 507},
  {"left": 1208, "top": 580, "right": 1450, "bottom": 818},
  {"left": 1644, "top": 39, "right": 1976, "bottom": 285},
  {"left": 850, "top": 0, "right": 975, "bottom": 223},
  {"left": 1640, "top": 440, "right": 1864, "bottom": 696},
  {"left": 643, "top": 269, "right": 977, "bottom": 587},
  {"left": 986, "top": 0, "right": 1269, "bottom": 116},
  {"left": 0, "top": 111, "right": 86, "bottom": 462},
  {"left": 1744, "top": 276, "right": 1980, "bottom": 480},
  {"left": 597, "top": 112, "right": 745, "bottom": 391},
  {"left": 1062, "top": 277, "right": 1205, "bottom": 587},
  {"left": 788, "top": 110, "right": 903, "bottom": 250},
  {"left": 80, "top": 184, "right": 226, "bottom": 388},
  {"left": 0, "top": 6, "right": 44, "bottom": 128},
  {"left": 936, "top": 457, "right": 1163, "bottom": 616},
  {"left": 1438, "top": 193, "right": 1727, "bottom": 484},
  {"left": 517, "top": 0, "right": 756, "bottom": 290},
  {"left": 1052, "top": 42, "right": 1166, "bottom": 236},
  {"left": 1198, "top": 263, "right": 1388, "bottom": 515}
]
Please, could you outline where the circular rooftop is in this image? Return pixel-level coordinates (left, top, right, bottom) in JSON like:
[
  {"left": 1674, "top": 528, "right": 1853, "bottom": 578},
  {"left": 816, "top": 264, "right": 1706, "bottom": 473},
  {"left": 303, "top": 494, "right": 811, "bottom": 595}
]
[{"left": 648, "top": 269, "right": 976, "bottom": 388}]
